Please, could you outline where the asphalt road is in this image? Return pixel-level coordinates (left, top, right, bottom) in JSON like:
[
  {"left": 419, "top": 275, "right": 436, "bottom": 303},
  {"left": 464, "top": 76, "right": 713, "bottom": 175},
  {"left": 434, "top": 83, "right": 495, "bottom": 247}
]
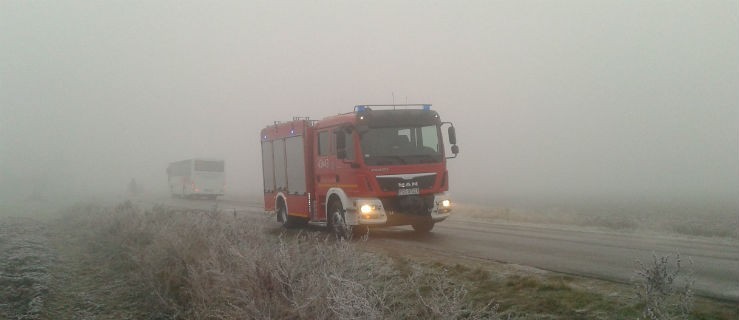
[{"left": 153, "top": 195, "right": 739, "bottom": 302}]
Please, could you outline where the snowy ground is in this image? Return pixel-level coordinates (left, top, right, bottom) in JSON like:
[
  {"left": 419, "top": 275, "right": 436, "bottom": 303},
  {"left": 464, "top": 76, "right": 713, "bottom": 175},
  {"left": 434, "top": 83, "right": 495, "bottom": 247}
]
[
  {"left": 0, "top": 217, "right": 52, "bottom": 319},
  {"left": 1, "top": 197, "right": 736, "bottom": 319},
  {"left": 0, "top": 202, "right": 153, "bottom": 319}
]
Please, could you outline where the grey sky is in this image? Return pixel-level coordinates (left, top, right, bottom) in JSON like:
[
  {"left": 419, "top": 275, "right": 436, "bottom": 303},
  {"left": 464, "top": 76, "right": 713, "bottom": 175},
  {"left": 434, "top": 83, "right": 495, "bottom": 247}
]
[{"left": 1, "top": 1, "right": 737, "bottom": 202}]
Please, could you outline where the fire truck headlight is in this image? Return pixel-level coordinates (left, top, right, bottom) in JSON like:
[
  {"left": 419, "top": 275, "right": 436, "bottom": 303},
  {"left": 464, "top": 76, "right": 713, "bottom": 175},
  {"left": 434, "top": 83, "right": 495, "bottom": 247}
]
[
  {"left": 441, "top": 200, "right": 451, "bottom": 208},
  {"left": 355, "top": 199, "right": 384, "bottom": 220}
]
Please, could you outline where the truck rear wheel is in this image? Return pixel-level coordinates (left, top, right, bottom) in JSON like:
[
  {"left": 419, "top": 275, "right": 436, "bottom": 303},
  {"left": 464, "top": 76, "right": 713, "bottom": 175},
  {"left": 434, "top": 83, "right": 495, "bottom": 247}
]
[
  {"left": 277, "top": 202, "right": 295, "bottom": 228},
  {"left": 277, "top": 200, "right": 308, "bottom": 228}
]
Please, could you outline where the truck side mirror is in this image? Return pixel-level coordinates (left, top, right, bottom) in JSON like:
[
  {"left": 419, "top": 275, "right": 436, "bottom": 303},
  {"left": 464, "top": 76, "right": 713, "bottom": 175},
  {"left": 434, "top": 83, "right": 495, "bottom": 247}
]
[
  {"left": 451, "top": 145, "right": 459, "bottom": 155},
  {"left": 448, "top": 126, "right": 457, "bottom": 145}
]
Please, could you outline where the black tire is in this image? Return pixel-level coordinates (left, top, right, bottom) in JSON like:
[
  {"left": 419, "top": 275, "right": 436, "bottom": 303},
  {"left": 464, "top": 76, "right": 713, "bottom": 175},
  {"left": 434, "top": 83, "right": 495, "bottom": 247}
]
[
  {"left": 276, "top": 200, "right": 307, "bottom": 228},
  {"left": 412, "top": 220, "right": 435, "bottom": 233},
  {"left": 277, "top": 202, "right": 294, "bottom": 228},
  {"left": 352, "top": 225, "right": 369, "bottom": 238},
  {"left": 327, "top": 200, "right": 351, "bottom": 239}
]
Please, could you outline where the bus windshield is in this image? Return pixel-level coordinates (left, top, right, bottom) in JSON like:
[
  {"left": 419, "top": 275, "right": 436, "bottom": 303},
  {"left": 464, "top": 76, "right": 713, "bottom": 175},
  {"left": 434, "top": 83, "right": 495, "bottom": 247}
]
[
  {"left": 360, "top": 125, "right": 442, "bottom": 165},
  {"left": 194, "top": 160, "right": 224, "bottom": 172}
]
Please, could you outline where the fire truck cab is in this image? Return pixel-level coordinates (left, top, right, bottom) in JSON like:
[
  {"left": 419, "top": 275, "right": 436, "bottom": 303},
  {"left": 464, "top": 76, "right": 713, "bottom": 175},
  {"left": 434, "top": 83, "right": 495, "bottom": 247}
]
[{"left": 260, "top": 104, "right": 458, "bottom": 238}]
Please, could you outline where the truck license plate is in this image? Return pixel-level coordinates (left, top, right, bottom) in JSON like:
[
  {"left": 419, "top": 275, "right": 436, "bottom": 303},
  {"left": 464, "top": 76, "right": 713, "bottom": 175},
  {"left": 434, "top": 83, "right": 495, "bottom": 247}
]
[{"left": 398, "top": 188, "right": 420, "bottom": 196}]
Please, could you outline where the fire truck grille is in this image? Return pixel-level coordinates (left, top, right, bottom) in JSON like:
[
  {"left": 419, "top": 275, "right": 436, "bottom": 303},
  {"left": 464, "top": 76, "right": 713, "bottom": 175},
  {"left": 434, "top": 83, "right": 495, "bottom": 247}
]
[
  {"left": 381, "top": 195, "right": 435, "bottom": 216},
  {"left": 376, "top": 174, "right": 436, "bottom": 192}
]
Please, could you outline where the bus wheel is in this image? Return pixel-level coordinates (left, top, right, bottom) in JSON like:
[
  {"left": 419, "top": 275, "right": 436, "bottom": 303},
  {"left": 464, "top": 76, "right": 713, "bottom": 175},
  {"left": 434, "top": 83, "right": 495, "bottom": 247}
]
[
  {"left": 412, "top": 220, "right": 435, "bottom": 233},
  {"left": 328, "top": 201, "right": 351, "bottom": 240}
]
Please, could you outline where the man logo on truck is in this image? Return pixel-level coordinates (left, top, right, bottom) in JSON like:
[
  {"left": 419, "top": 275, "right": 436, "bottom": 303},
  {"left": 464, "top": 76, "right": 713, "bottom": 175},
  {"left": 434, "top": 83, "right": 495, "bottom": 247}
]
[
  {"left": 398, "top": 181, "right": 419, "bottom": 188},
  {"left": 259, "top": 104, "right": 459, "bottom": 238}
]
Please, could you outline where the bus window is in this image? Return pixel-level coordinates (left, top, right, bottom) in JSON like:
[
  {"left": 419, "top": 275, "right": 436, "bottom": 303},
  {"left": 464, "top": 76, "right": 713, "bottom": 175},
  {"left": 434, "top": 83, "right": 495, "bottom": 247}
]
[{"left": 194, "top": 160, "right": 224, "bottom": 172}]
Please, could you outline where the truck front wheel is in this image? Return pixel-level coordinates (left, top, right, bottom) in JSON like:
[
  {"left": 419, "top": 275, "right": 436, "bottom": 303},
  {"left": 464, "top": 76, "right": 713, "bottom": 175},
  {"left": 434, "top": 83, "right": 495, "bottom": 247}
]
[
  {"left": 328, "top": 201, "right": 351, "bottom": 240},
  {"left": 412, "top": 220, "right": 435, "bottom": 233}
]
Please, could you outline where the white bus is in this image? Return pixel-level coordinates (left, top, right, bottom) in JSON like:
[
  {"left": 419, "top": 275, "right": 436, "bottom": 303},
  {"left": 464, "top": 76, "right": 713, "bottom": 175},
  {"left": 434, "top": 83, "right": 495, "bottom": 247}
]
[{"left": 167, "top": 159, "right": 225, "bottom": 199}]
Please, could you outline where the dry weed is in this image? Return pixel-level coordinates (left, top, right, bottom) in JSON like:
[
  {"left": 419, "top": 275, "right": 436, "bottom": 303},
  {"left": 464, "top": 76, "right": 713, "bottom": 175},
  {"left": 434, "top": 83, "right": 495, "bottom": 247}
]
[
  {"left": 633, "top": 252, "right": 694, "bottom": 320},
  {"left": 61, "top": 202, "right": 501, "bottom": 319}
]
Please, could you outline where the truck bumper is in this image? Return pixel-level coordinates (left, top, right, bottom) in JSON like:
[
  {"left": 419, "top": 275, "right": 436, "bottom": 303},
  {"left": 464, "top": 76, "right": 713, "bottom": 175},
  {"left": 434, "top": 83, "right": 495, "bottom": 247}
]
[
  {"left": 348, "top": 193, "right": 452, "bottom": 226},
  {"left": 430, "top": 192, "right": 452, "bottom": 222}
]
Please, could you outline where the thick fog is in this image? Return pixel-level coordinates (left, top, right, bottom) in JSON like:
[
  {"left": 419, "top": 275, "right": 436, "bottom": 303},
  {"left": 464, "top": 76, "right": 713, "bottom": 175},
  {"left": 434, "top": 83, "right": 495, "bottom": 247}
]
[{"left": 1, "top": 1, "right": 737, "bottom": 205}]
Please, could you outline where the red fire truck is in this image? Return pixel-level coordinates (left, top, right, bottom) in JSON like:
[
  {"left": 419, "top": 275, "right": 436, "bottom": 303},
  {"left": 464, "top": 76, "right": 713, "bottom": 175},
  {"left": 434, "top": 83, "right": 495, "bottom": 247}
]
[{"left": 260, "top": 104, "right": 458, "bottom": 238}]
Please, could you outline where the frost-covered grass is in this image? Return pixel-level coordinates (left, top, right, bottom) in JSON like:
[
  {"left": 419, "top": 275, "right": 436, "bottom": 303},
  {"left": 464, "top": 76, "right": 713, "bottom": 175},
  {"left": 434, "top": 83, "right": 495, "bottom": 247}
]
[
  {"left": 25, "top": 201, "right": 736, "bottom": 319},
  {"left": 0, "top": 217, "right": 52, "bottom": 320},
  {"left": 55, "top": 201, "right": 499, "bottom": 319}
]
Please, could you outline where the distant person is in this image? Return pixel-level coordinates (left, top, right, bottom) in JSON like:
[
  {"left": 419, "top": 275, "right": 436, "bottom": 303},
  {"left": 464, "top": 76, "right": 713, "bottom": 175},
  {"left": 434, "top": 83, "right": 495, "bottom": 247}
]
[{"left": 127, "top": 178, "right": 139, "bottom": 196}]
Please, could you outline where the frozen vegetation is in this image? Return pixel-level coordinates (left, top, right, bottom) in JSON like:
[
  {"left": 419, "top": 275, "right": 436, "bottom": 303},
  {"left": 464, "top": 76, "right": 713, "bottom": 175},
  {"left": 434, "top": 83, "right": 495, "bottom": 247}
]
[
  {"left": 0, "top": 217, "right": 52, "bottom": 319},
  {"left": 0, "top": 200, "right": 736, "bottom": 319}
]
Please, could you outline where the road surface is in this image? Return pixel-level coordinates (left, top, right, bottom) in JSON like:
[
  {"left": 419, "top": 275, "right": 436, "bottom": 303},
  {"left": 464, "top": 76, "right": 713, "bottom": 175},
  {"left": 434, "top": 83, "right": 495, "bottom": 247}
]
[{"left": 153, "top": 196, "right": 739, "bottom": 302}]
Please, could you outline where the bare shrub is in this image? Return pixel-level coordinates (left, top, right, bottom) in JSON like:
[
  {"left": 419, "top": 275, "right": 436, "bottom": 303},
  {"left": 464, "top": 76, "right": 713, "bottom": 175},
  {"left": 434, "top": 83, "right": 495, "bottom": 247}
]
[{"left": 633, "top": 252, "right": 694, "bottom": 320}]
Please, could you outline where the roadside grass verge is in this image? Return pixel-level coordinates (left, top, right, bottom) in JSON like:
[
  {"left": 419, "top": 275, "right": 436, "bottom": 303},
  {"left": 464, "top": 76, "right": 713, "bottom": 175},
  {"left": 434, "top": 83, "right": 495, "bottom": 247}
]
[
  {"left": 409, "top": 260, "right": 736, "bottom": 319},
  {"left": 54, "top": 202, "right": 499, "bottom": 319},
  {"left": 0, "top": 217, "right": 52, "bottom": 320},
  {"left": 46, "top": 203, "right": 169, "bottom": 319},
  {"left": 51, "top": 201, "right": 738, "bottom": 319}
]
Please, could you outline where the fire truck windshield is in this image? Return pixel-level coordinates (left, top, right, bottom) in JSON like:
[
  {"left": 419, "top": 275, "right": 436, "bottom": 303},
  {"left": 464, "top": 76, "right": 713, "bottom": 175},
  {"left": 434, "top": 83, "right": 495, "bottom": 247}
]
[{"left": 360, "top": 125, "right": 442, "bottom": 165}]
